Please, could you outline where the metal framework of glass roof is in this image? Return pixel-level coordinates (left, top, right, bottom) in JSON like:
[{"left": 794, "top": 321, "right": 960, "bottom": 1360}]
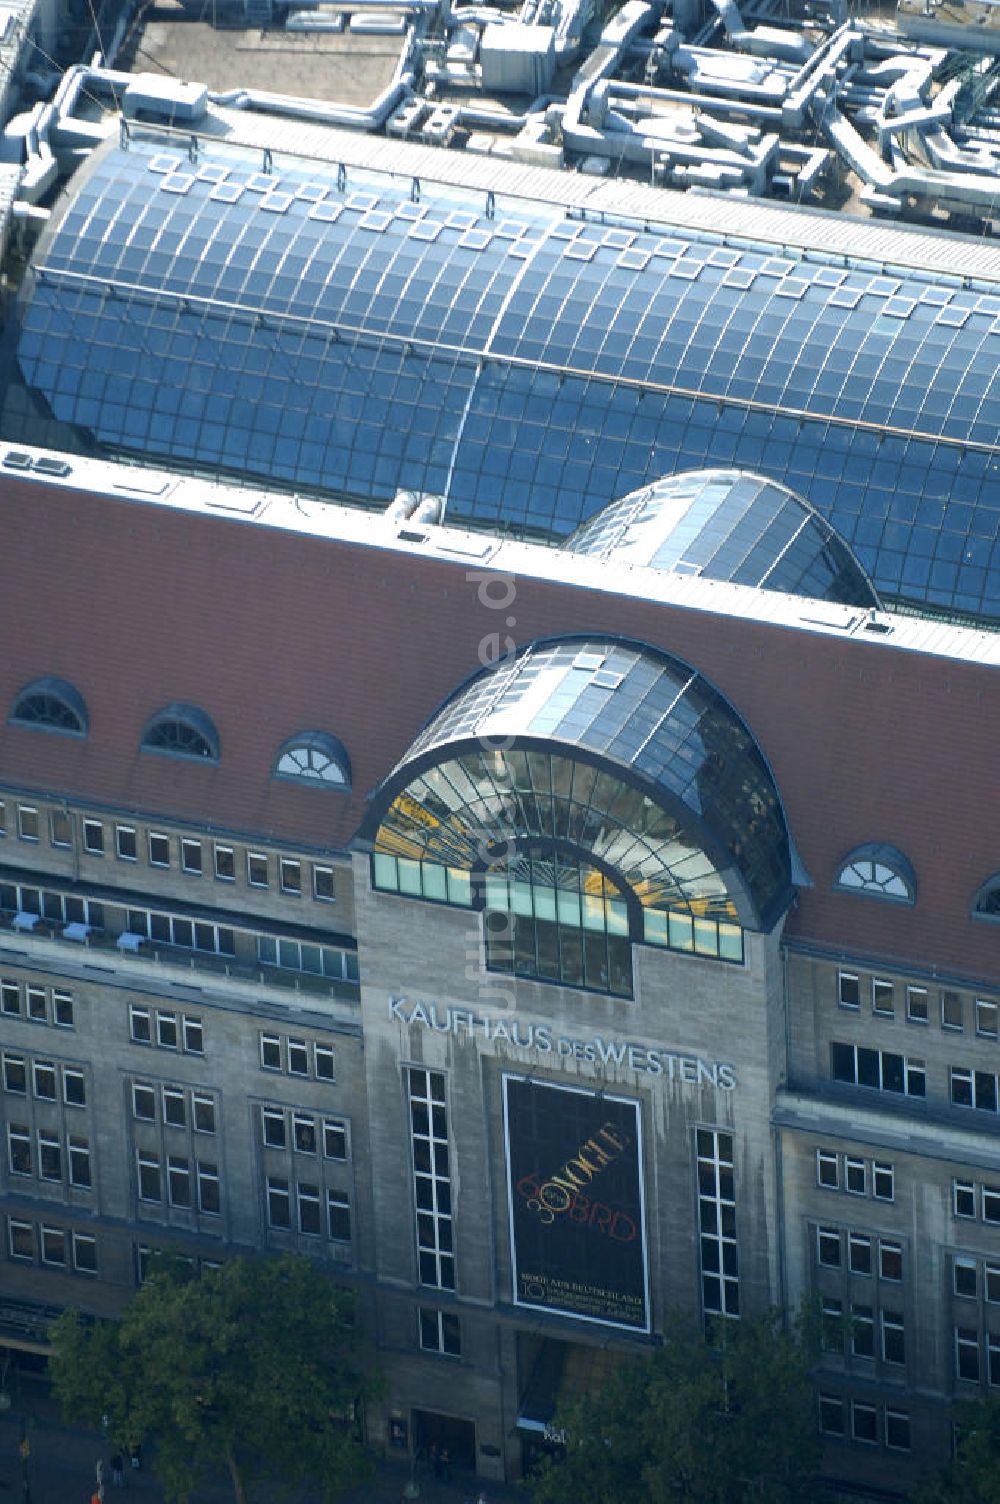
[
  {"left": 14, "top": 135, "right": 1000, "bottom": 622},
  {"left": 563, "top": 469, "right": 880, "bottom": 606},
  {"left": 360, "top": 637, "right": 794, "bottom": 932}
]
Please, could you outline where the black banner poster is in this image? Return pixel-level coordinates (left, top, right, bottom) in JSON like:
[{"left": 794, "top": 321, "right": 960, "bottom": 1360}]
[{"left": 503, "top": 1074, "right": 649, "bottom": 1332}]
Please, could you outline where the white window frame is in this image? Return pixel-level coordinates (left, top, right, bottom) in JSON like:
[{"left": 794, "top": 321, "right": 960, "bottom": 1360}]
[
  {"left": 115, "top": 824, "right": 138, "bottom": 861},
  {"left": 82, "top": 819, "right": 104, "bottom": 855}
]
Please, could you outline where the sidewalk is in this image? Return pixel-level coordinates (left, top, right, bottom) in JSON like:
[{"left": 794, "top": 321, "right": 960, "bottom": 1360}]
[{"left": 0, "top": 1382, "right": 526, "bottom": 1504}]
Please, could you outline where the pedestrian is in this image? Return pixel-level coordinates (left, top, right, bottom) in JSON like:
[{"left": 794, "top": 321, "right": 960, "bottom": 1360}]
[
  {"left": 110, "top": 1451, "right": 125, "bottom": 1487},
  {"left": 95, "top": 1458, "right": 105, "bottom": 1490},
  {"left": 129, "top": 1442, "right": 142, "bottom": 1470}
]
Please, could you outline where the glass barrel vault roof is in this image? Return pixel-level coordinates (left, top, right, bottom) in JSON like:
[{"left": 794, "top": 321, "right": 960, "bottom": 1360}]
[
  {"left": 14, "top": 136, "right": 1000, "bottom": 622},
  {"left": 361, "top": 637, "right": 794, "bottom": 931}
]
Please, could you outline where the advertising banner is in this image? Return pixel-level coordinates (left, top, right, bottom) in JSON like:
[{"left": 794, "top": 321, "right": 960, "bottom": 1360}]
[{"left": 503, "top": 1074, "right": 649, "bottom": 1332}]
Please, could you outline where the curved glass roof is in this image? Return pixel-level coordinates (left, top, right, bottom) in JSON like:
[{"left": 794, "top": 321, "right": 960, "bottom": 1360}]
[
  {"left": 15, "top": 137, "right": 1000, "bottom": 621},
  {"left": 564, "top": 469, "right": 880, "bottom": 606},
  {"left": 361, "top": 637, "right": 794, "bottom": 931}
]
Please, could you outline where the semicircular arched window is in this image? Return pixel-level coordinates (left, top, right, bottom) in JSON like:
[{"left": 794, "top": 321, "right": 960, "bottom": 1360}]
[
  {"left": 9, "top": 677, "right": 88, "bottom": 736},
  {"left": 141, "top": 703, "right": 219, "bottom": 763},
  {"left": 834, "top": 843, "right": 915, "bottom": 904},
  {"left": 273, "top": 731, "right": 350, "bottom": 789},
  {"left": 972, "top": 874, "right": 1000, "bottom": 921}
]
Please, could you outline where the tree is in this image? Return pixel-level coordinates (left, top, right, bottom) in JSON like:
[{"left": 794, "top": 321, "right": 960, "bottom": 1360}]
[
  {"left": 529, "top": 1310, "right": 822, "bottom": 1504},
  {"left": 914, "top": 1396, "right": 1000, "bottom": 1504},
  {"left": 50, "top": 1252, "right": 374, "bottom": 1504}
]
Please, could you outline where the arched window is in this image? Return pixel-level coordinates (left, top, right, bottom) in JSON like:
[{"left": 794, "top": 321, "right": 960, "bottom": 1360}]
[
  {"left": 273, "top": 731, "right": 350, "bottom": 789},
  {"left": 141, "top": 703, "right": 219, "bottom": 762},
  {"left": 9, "top": 677, "right": 88, "bottom": 736},
  {"left": 972, "top": 874, "right": 1000, "bottom": 921},
  {"left": 834, "top": 844, "right": 915, "bottom": 904}
]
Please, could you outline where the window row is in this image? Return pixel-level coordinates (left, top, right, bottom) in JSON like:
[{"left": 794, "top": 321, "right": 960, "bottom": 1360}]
[
  {"left": 265, "top": 1177, "right": 351, "bottom": 1241},
  {"left": 838, "top": 971, "right": 998, "bottom": 1037},
  {"left": 256, "top": 935, "right": 358, "bottom": 983},
  {"left": 130, "top": 1005, "right": 204, "bottom": 1055},
  {"left": 137, "top": 1150, "right": 220, "bottom": 1213},
  {"left": 955, "top": 1326, "right": 1000, "bottom": 1386},
  {"left": 2, "top": 1052, "right": 86, "bottom": 1106},
  {"left": 135, "top": 1244, "right": 223, "bottom": 1284},
  {"left": 260, "top": 1107, "right": 348, "bottom": 1159},
  {"left": 132, "top": 1082, "right": 215, "bottom": 1133},
  {"left": 7, "top": 1124, "right": 91, "bottom": 1186},
  {"left": 7, "top": 1216, "right": 98, "bottom": 1275},
  {"left": 819, "top": 1296, "right": 905, "bottom": 1364},
  {"left": 259, "top": 1032, "right": 335, "bottom": 1081},
  {"left": 816, "top": 1226, "right": 904, "bottom": 1281},
  {"left": 3, "top": 695, "right": 351, "bottom": 785},
  {"left": 830, "top": 1042, "right": 925, "bottom": 1097},
  {"left": 818, "top": 1394, "right": 910, "bottom": 1451},
  {"left": 951, "top": 1067, "right": 1000, "bottom": 1114},
  {"left": 815, "top": 1150, "right": 894, "bottom": 1202},
  {"left": 954, "top": 1179, "right": 1000, "bottom": 1224},
  {"left": 1, "top": 979, "right": 74, "bottom": 1028},
  {"left": 953, "top": 1256, "right": 1000, "bottom": 1303}
]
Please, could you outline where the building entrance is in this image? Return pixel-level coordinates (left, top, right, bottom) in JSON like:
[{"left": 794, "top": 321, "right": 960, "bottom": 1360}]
[{"left": 412, "top": 1408, "right": 476, "bottom": 1472}]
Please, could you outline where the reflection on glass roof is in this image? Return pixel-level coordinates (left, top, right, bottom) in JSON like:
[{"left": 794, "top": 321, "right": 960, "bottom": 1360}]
[
  {"left": 564, "top": 469, "right": 880, "bottom": 606},
  {"left": 363, "top": 637, "right": 794, "bottom": 931},
  {"left": 14, "top": 137, "right": 1000, "bottom": 622}
]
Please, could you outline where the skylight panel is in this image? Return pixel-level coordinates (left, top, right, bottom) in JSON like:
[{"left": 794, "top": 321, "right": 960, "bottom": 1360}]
[
  {"left": 246, "top": 173, "right": 279, "bottom": 193},
  {"left": 775, "top": 278, "right": 808, "bottom": 299},
  {"left": 446, "top": 211, "right": 477, "bottom": 231},
  {"left": 670, "top": 259, "right": 702, "bottom": 280},
  {"left": 919, "top": 286, "right": 951, "bottom": 306},
  {"left": 149, "top": 153, "right": 183, "bottom": 175},
  {"left": 409, "top": 220, "right": 442, "bottom": 242},
  {"left": 460, "top": 228, "right": 493, "bottom": 250},
  {"left": 196, "top": 164, "right": 228, "bottom": 184},
  {"left": 976, "top": 294, "right": 1000, "bottom": 316},
  {"left": 211, "top": 182, "right": 244, "bottom": 204},
  {"left": 161, "top": 173, "right": 195, "bottom": 195},
  {"left": 395, "top": 202, "right": 426, "bottom": 221},
  {"left": 309, "top": 201, "right": 343, "bottom": 223},
  {"left": 359, "top": 210, "right": 393, "bottom": 232},
  {"left": 260, "top": 192, "right": 294, "bottom": 214},
  {"left": 868, "top": 277, "right": 900, "bottom": 298},
  {"left": 550, "top": 222, "right": 581, "bottom": 241},
  {"left": 883, "top": 296, "right": 915, "bottom": 318},
  {"left": 812, "top": 267, "right": 846, "bottom": 286},
  {"left": 345, "top": 192, "right": 379, "bottom": 212},
  {"left": 724, "top": 268, "right": 757, "bottom": 289},
  {"left": 565, "top": 240, "right": 598, "bottom": 262},
  {"left": 603, "top": 229, "right": 635, "bottom": 250},
  {"left": 937, "top": 306, "right": 969, "bottom": 328},
  {"left": 651, "top": 239, "right": 684, "bottom": 259},
  {"left": 618, "top": 248, "right": 651, "bottom": 271},
  {"left": 761, "top": 256, "right": 796, "bottom": 278},
  {"left": 495, "top": 220, "right": 528, "bottom": 240},
  {"left": 828, "top": 287, "right": 862, "bottom": 309},
  {"left": 708, "top": 247, "right": 741, "bottom": 268}
]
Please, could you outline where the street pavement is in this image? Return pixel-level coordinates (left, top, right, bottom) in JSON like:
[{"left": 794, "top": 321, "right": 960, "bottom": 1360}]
[{"left": 0, "top": 1381, "right": 526, "bottom": 1504}]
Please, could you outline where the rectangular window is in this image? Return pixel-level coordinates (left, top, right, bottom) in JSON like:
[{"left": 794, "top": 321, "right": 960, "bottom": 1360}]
[
  {"left": 851, "top": 1400, "right": 878, "bottom": 1444},
  {"left": 849, "top": 1233, "right": 872, "bottom": 1276},
  {"left": 0, "top": 800, "right": 5, "bottom": 836},
  {"left": 73, "top": 1232, "right": 98, "bottom": 1274},
  {"left": 851, "top": 1305, "right": 874, "bottom": 1359},
  {"left": 260, "top": 1034, "right": 282, "bottom": 1071},
  {"left": 168, "top": 1157, "right": 191, "bottom": 1207},
  {"left": 314, "top": 1044, "right": 336, "bottom": 1081},
  {"left": 872, "top": 978, "right": 894, "bottom": 1017},
  {"left": 1, "top": 982, "right": 20, "bottom": 1017},
  {"left": 53, "top": 990, "right": 74, "bottom": 1028},
  {"left": 148, "top": 832, "right": 170, "bottom": 867},
  {"left": 50, "top": 811, "right": 73, "bottom": 848},
  {"left": 313, "top": 865, "right": 335, "bottom": 903},
  {"left": 409, "top": 1067, "right": 453, "bottom": 1290},
  {"left": 819, "top": 1394, "right": 844, "bottom": 1437},
  {"left": 942, "top": 991, "right": 964, "bottom": 1031},
  {"left": 906, "top": 986, "right": 928, "bottom": 1023},
  {"left": 985, "top": 1185, "right": 1000, "bottom": 1224},
  {"left": 885, "top": 1410, "right": 910, "bottom": 1452},
  {"left": 327, "top": 1188, "right": 351, "bottom": 1242},
  {"left": 162, "top": 1088, "right": 186, "bottom": 1128},
  {"left": 873, "top": 1162, "right": 894, "bottom": 1202},
  {"left": 879, "top": 1240, "right": 903, "bottom": 1282},
  {"left": 838, "top": 972, "right": 860, "bottom": 1010},
  {"left": 156, "top": 1012, "right": 178, "bottom": 1050},
  {"left": 137, "top": 1151, "right": 161, "bottom": 1202},
  {"left": 247, "top": 852, "right": 269, "bottom": 888},
  {"left": 182, "top": 1016, "right": 204, "bottom": 1055},
  {"left": 40, "top": 1226, "right": 66, "bottom": 1267},
  {"left": 280, "top": 859, "right": 302, "bottom": 896},
  {"left": 63, "top": 1067, "right": 86, "bottom": 1107},
  {"left": 33, "top": 1060, "right": 56, "bottom": 1100},
  {"left": 987, "top": 1264, "right": 1000, "bottom": 1305},
  {"left": 82, "top": 820, "right": 104, "bottom": 855},
  {"left": 956, "top": 1327, "right": 980, "bottom": 1382},
  {"left": 267, "top": 1175, "right": 291, "bottom": 1229},
  {"left": 821, "top": 1296, "right": 844, "bottom": 1353},
  {"left": 214, "top": 845, "right": 235, "bottom": 881},
  {"left": 989, "top": 1334, "right": 1000, "bottom": 1388},
  {"left": 192, "top": 1095, "right": 215, "bottom": 1134},
  {"left": 832, "top": 1043, "right": 925, "bottom": 1094},
  {"left": 38, "top": 1130, "right": 61, "bottom": 1181},
  {"left": 324, "top": 1120, "right": 347, "bottom": 1160},
  {"left": 17, "top": 806, "right": 39, "bottom": 842},
  {"left": 420, "top": 1308, "right": 461, "bottom": 1356},
  {"left": 697, "top": 1129, "right": 739, "bottom": 1318},
  {"left": 977, "top": 1001, "right": 999, "bottom": 1040},
  {"left": 68, "top": 1137, "right": 91, "bottom": 1188},
  {"left": 818, "top": 1225, "right": 841, "bottom": 1268},
  {"left": 298, "top": 1182, "right": 321, "bottom": 1235},
  {"left": 8, "top": 1219, "right": 33, "bottom": 1260},
  {"left": 881, "top": 1310, "right": 905, "bottom": 1365},
  {"left": 293, "top": 1114, "right": 317, "bottom": 1154},
  {"left": 817, "top": 1150, "right": 839, "bottom": 1189},
  {"left": 7, "top": 1124, "right": 30, "bottom": 1176},
  {"left": 2, "top": 1053, "right": 25, "bottom": 1094},
  {"left": 287, "top": 1039, "right": 309, "bottom": 1077},
  {"left": 181, "top": 839, "right": 202, "bottom": 875},
  {"left": 130, "top": 1005, "right": 152, "bottom": 1044},
  {"left": 955, "top": 1258, "right": 979, "bottom": 1298},
  {"left": 262, "top": 1109, "right": 286, "bottom": 1148},
  {"left": 27, "top": 986, "right": 47, "bottom": 1022},
  {"left": 115, "top": 825, "right": 137, "bottom": 861},
  {"left": 198, "top": 1161, "right": 221, "bottom": 1215},
  {"left": 845, "top": 1157, "right": 866, "bottom": 1195}
]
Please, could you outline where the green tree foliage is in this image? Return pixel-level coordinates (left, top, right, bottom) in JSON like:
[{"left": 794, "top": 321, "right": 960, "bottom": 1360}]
[
  {"left": 530, "top": 1311, "right": 822, "bottom": 1504},
  {"left": 914, "top": 1397, "right": 1000, "bottom": 1504},
  {"left": 50, "top": 1253, "right": 373, "bottom": 1504}
]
